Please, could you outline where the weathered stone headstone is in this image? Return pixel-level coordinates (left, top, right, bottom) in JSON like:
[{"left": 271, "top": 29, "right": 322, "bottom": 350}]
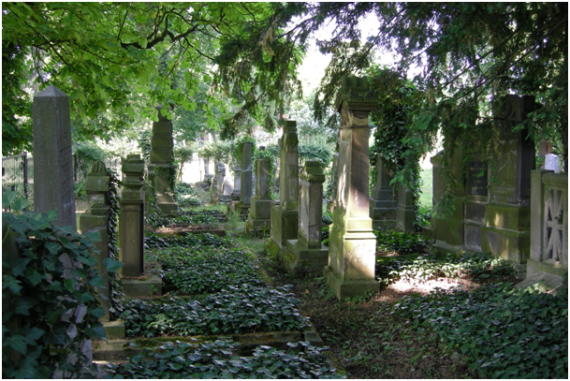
[
  {"left": 327, "top": 153, "right": 339, "bottom": 213},
  {"left": 431, "top": 149, "right": 467, "bottom": 254},
  {"left": 323, "top": 76, "right": 379, "bottom": 300},
  {"left": 271, "top": 120, "right": 299, "bottom": 249},
  {"left": 78, "top": 161, "right": 112, "bottom": 322},
  {"left": 395, "top": 184, "right": 415, "bottom": 232},
  {"left": 32, "top": 85, "right": 76, "bottom": 228},
  {"left": 481, "top": 95, "right": 536, "bottom": 271},
  {"left": 231, "top": 161, "right": 241, "bottom": 201},
  {"left": 148, "top": 107, "right": 178, "bottom": 217},
  {"left": 120, "top": 155, "right": 145, "bottom": 277},
  {"left": 370, "top": 158, "right": 397, "bottom": 231},
  {"left": 236, "top": 142, "right": 253, "bottom": 219},
  {"left": 245, "top": 158, "right": 272, "bottom": 236},
  {"left": 274, "top": 138, "right": 282, "bottom": 195},
  {"left": 282, "top": 160, "right": 328, "bottom": 276},
  {"left": 464, "top": 155, "right": 488, "bottom": 252}
]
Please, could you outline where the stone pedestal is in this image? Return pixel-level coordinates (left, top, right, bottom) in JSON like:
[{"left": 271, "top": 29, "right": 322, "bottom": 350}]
[
  {"left": 271, "top": 120, "right": 299, "bottom": 249},
  {"left": 481, "top": 95, "right": 535, "bottom": 270},
  {"left": 236, "top": 142, "right": 254, "bottom": 220},
  {"left": 323, "top": 76, "right": 379, "bottom": 300},
  {"left": 245, "top": 159, "right": 272, "bottom": 237},
  {"left": 283, "top": 160, "right": 328, "bottom": 276},
  {"left": 78, "top": 162, "right": 112, "bottom": 322},
  {"left": 32, "top": 85, "right": 76, "bottom": 228},
  {"left": 149, "top": 107, "right": 178, "bottom": 217},
  {"left": 370, "top": 158, "right": 397, "bottom": 231},
  {"left": 517, "top": 170, "right": 568, "bottom": 291},
  {"left": 396, "top": 185, "right": 415, "bottom": 232},
  {"left": 120, "top": 155, "right": 145, "bottom": 277}
]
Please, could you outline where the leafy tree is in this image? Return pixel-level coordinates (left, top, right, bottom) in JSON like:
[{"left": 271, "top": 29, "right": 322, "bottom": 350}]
[{"left": 2, "top": 2, "right": 295, "bottom": 152}]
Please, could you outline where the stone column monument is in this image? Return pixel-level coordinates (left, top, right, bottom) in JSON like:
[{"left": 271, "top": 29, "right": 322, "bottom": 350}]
[
  {"left": 120, "top": 155, "right": 145, "bottom": 277},
  {"left": 323, "top": 76, "right": 379, "bottom": 300},
  {"left": 396, "top": 185, "right": 415, "bottom": 232},
  {"left": 270, "top": 120, "right": 299, "bottom": 249},
  {"left": 282, "top": 160, "right": 329, "bottom": 276},
  {"left": 231, "top": 161, "right": 241, "bottom": 201},
  {"left": 236, "top": 142, "right": 253, "bottom": 219},
  {"left": 245, "top": 158, "right": 272, "bottom": 236},
  {"left": 148, "top": 107, "right": 178, "bottom": 217},
  {"left": 369, "top": 158, "right": 397, "bottom": 231},
  {"left": 78, "top": 161, "right": 112, "bottom": 321},
  {"left": 32, "top": 85, "right": 76, "bottom": 228}
]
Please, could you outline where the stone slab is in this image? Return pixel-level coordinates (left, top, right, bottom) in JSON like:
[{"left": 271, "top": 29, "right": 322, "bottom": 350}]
[
  {"left": 323, "top": 265, "right": 379, "bottom": 301},
  {"left": 122, "top": 274, "right": 162, "bottom": 297},
  {"left": 515, "top": 271, "right": 567, "bottom": 295},
  {"left": 279, "top": 239, "right": 329, "bottom": 277}
]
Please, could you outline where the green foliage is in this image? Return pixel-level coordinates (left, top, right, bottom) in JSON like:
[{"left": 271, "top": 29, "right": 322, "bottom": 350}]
[
  {"left": 321, "top": 226, "right": 330, "bottom": 247},
  {"left": 120, "top": 285, "right": 308, "bottom": 337},
  {"left": 253, "top": 149, "right": 276, "bottom": 199},
  {"left": 233, "top": 136, "right": 256, "bottom": 160},
  {"left": 106, "top": 340, "right": 343, "bottom": 379},
  {"left": 154, "top": 247, "right": 264, "bottom": 295},
  {"left": 2, "top": 196, "right": 121, "bottom": 378},
  {"left": 105, "top": 169, "right": 125, "bottom": 318},
  {"left": 298, "top": 143, "right": 333, "bottom": 169},
  {"left": 173, "top": 145, "right": 193, "bottom": 181},
  {"left": 138, "top": 130, "right": 152, "bottom": 164},
  {"left": 198, "top": 140, "right": 235, "bottom": 164},
  {"left": 376, "top": 252, "right": 516, "bottom": 286},
  {"left": 2, "top": 40, "right": 31, "bottom": 156},
  {"left": 144, "top": 232, "right": 230, "bottom": 250},
  {"left": 375, "top": 230, "right": 428, "bottom": 255},
  {"left": 393, "top": 283, "right": 568, "bottom": 378}
]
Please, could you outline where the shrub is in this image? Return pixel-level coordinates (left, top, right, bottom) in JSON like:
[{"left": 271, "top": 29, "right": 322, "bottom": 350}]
[
  {"left": 2, "top": 193, "right": 122, "bottom": 378},
  {"left": 393, "top": 283, "right": 568, "bottom": 378},
  {"left": 106, "top": 340, "right": 343, "bottom": 379}
]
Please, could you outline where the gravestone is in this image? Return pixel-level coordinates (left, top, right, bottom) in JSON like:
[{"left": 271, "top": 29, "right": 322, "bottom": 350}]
[
  {"left": 120, "top": 155, "right": 145, "bottom": 277},
  {"left": 395, "top": 184, "right": 415, "bottom": 232},
  {"left": 327, "top": 153, "right": 340, "bottom": 213},
  {"left": 431, "top": 149, "right": 467, "bottom": 254},
  {"left": 282, "top": 160, "right": 328, "bottom": 276},
  {"left": 369, "top": 158, "right": 397, "bottom": 230},
  {"left": 323, "top": 76, "right": 379, "bottom": 300},
  {"left": 245, "top": 158, "right": 272, "bottom": 236},
  {"left": 271, "top": 120, "right": 299, "bottom": 249},
  {"left": 78, "top": 161, "right": 112, "bottom": 322},
  {"left": 148, "top": 107, "right": 178, "bottom": 217},
  {"left": 481, "top": 95, "right": 536, "bottom": 271},
  {"left": 231, "top": 161, "right": 241, "bottom": 201},
  {"left": 515, "top": 169, "right": 568, "bottom": 292},
  {"left": 274, "top": 138, "right": 282, "bottom": 195},
  {"left": 235, "top": 142, "right": 253, "bottom": 219},
  {"left": 464, "top": 155, "right": 488, "bottom": 252},
  {"left": 32, "top": 85, "right": 76, "bottom": 228}
]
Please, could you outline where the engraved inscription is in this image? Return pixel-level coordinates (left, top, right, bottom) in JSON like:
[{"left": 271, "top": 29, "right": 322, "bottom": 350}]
[{"left": 467, "top": 161, "right": 488, "bottom": 196}]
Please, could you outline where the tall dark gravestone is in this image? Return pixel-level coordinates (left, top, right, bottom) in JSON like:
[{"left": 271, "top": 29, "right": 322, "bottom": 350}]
[
  {"left": 32, "top": 85, "right": 76, "bottom": 228},
  {"left": 323, "top": 76, "right": 379, "bottom": 300},
  {"left": 482, "top": 95, "right": 536, "bottom": 272}
]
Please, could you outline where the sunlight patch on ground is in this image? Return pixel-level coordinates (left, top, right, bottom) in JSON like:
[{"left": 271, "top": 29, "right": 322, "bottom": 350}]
[{"left": 375, "top": 277, "right": 479, "bottom": 303}]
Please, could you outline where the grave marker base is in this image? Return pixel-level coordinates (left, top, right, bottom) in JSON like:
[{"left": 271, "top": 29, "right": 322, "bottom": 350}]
[{"left": 280, "top": 239, "right": 329, "bottom": 277}]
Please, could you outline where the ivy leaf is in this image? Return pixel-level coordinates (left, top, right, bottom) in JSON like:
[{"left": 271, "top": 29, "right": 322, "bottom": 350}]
[
  {"left": 103, "top": 258, "right": 124, "bottom": 273},
  {"left": 43, "top": 324, "right": 68, "bottom": 345},
  {"left": 10, "top": 257, "right": 32, "bottom": 277},
  {"left": 8, "top": 334, "right": 28, "bottom": 354},
  {"left": 85, "top": 324, "right": 106, "bottom": 339},
  {"left": 26, "top": 327, "right": 45, "bottom": 342},
  {"left": 12, "top": 197, "right": 30, "bottom": 211},
  {"left": 15, "top": 298, "right": 36, "bottom": 316},
  {"left": 3, "top": 275, "right": 23, "bottom": 295},
  {"left": 2, "top": 191, "right": 17, "bottom": 208}
]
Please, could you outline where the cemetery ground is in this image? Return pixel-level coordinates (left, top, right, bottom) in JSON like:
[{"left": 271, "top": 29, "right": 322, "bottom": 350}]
[{"left": 85, "top": 184, "right": 567, "bottom": 379}]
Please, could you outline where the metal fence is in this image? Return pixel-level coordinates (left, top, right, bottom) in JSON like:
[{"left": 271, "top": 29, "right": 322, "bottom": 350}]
[{"left": 2, "top": 152, "right": 34, "bottom": 209}]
